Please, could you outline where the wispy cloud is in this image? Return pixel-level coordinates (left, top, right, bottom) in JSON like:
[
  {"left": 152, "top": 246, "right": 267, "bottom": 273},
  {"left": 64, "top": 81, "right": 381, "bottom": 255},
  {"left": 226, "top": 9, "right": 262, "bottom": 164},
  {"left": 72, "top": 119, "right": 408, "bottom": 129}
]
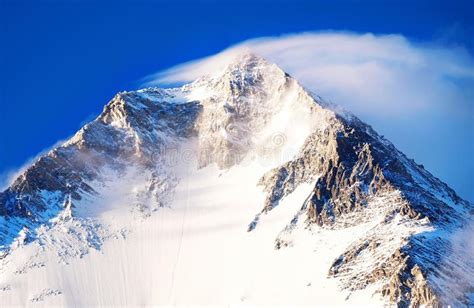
[
  {"left": 0, "top": 138, "right": 71, "bottom": 191},
  {"left": 144, "top": 31, "right": 474, "bottom": 117},
  {"left": 143, "top": 31, "right": 474, "bottom": 201},
  {"left": 0, "top": 109, "right": 99, "bottom": 191}
]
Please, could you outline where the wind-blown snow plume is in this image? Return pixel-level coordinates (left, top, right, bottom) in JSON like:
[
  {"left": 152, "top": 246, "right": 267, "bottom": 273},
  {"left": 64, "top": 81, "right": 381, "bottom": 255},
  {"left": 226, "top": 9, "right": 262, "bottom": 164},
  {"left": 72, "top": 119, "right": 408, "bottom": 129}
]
[
  {"left": 143, "top": 31, "right": 474, "bottom": 202},
  {"left": 144, "top": 32, "right": 474, "bottom": 116},
  {"left": 0, "top": 138, "right": 70, "bottom": 191},
  {"left": 1, "top": 52, "right": 472, "bottom": 306}
]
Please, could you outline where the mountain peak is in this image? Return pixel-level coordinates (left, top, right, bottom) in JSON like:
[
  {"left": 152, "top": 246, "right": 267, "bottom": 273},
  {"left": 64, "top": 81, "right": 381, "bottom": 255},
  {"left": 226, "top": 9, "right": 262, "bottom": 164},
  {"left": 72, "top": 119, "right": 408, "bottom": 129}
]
[
  {"left": 1, "top": 51, "right": 472, "bottom": 307},
  {"left": 226, "top": 50, "right": 269, "bottom": 69},
  {"left": 190, "top": 50, "right": 288, "bottom": 98}
]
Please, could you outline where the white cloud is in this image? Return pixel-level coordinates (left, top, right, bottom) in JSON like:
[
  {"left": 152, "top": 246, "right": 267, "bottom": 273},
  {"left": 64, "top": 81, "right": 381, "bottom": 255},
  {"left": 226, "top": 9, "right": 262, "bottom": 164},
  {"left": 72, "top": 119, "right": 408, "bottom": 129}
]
[
  {"left": 2, "top": 32, "right": 472, "bottom": 200},
  {"left": 142, "top": 31, "right": 474, "bottom": 201},
  {"left": 144, "top": 31, "right": 474, "bottom": 117}
]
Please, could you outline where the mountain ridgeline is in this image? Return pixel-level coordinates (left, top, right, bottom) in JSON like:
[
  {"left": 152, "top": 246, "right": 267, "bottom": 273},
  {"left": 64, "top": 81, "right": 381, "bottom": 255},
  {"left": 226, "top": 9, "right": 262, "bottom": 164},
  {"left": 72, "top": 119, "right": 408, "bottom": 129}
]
[{"left": 1, "top": 53, "right": 472, "bottom": 307}]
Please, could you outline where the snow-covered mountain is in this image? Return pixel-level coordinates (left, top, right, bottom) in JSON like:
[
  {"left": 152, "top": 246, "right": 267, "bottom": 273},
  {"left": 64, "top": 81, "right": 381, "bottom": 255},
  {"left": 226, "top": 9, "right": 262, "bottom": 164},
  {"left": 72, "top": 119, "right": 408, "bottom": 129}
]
[{"left": 1, "top": 53, "right": 472, "bottom": 306}]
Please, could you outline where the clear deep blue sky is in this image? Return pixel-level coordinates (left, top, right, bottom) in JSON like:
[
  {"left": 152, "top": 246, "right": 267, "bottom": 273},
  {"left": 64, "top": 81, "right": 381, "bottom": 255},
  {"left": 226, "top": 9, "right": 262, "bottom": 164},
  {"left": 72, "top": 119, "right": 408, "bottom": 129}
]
[{"left": 1, "top": 0, "right": 473, "bottom": 198}]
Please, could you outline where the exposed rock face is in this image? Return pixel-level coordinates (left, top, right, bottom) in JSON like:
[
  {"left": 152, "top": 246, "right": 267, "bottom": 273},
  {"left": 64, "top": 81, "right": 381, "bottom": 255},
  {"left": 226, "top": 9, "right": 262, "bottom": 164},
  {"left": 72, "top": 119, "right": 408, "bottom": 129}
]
[
  {"left": 0, "top": 92, "right": 201, "bottom": 252},
  {"left": 190, "top": 53, "right": 324, "bottom": 169},
  {"left": 329, "top": 237, "right": 441, "bottom": 307},
  {"left": 1, "top": 53, "right": 472, "bottom": 306},
  {"left": 257, "top": 109, "right": 472, "bottom": 306},
  {"left": 258, "top": 112, "right": 467, "bottom": 228}
]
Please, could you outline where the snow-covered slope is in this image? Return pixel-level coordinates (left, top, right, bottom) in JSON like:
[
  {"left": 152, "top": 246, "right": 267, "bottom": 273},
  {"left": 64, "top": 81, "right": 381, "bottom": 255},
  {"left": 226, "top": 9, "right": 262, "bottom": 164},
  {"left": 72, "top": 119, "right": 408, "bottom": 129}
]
[{"left": 1, "top": 53, "right": 473, "bottom": 306}]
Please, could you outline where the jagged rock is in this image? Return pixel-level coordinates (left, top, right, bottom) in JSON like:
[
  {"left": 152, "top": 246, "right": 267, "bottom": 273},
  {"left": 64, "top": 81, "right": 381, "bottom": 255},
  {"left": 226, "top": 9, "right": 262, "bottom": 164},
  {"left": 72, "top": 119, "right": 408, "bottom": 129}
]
[{"left": 1, "top": 52, "right": 472, "bottom": 306}]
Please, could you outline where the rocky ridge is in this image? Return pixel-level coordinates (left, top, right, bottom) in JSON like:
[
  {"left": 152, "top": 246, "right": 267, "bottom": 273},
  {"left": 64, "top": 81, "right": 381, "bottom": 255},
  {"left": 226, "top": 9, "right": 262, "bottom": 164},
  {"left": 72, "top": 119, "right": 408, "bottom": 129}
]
[{"left": 1, "top": 53, "right": 472, "bottom": 306}]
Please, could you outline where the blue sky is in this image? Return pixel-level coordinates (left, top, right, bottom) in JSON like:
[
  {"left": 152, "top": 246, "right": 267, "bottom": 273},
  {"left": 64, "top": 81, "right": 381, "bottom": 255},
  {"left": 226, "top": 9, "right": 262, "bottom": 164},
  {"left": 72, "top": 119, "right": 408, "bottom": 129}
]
[{"left": 1, "top": 0, "right": 473, "bottom": 200}]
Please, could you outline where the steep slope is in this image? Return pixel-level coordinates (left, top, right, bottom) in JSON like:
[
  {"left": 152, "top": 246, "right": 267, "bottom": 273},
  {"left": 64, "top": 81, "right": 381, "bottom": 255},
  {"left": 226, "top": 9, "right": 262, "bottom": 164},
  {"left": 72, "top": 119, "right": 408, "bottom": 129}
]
[
  {"left": 0, "top": 53, "right": 472, "bottom": 306},
  {"left": 257, "top": 110, "right": 472, "bottom": 306}
]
